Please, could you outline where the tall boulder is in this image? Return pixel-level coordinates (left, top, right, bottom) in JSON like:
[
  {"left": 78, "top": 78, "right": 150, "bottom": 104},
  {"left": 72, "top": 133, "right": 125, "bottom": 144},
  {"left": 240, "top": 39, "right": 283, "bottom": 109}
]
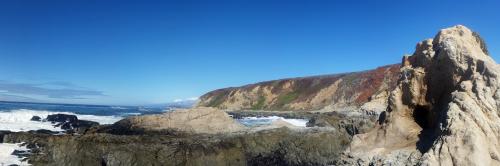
[{"left": 345, "top": 25, "right": 500, "bottom": 165}]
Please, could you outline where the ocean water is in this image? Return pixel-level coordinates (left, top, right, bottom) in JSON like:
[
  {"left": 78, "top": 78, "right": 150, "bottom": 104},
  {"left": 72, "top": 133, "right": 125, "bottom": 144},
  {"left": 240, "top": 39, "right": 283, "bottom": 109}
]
[
  {"left": 0, "top": 101, "right": 167, "bottom": 132},
  {"left": 237, "top": 116, "right": 309, "bottom": 127},
  {"left": 0, "top": 143, "right": 30, "bottom": 166}
]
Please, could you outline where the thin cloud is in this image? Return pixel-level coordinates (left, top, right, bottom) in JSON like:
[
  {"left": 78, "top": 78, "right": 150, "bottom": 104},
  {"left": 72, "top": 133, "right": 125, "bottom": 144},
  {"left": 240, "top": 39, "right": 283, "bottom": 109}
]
[
  {"left": 0, "top": 93, "right": 43, "bottom": 103},
  {"left": 0, "top": 80, "right": 105, "bottom": 99},
  {"left": 173, "top": 97, "right": 199, "bottom": 103},
  {"left": 41, "top": 81, "right": 84, "bottom": 88}
]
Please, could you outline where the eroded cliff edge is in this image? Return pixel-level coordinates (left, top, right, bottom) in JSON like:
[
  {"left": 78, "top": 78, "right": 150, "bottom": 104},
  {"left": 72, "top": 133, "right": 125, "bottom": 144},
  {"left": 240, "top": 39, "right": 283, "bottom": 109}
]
[
  {"left": 343, "top": 25, "right": 500, "bottom": 166},
  {"left": 197, "top": 65, "right": 400, "bottom": 113}
]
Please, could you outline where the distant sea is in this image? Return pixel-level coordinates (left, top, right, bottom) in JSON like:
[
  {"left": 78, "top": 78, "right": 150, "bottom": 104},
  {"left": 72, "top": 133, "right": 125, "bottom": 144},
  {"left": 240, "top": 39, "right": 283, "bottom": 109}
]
[{"left": 0, "top": 101, "right": 170, "bottom": 132}]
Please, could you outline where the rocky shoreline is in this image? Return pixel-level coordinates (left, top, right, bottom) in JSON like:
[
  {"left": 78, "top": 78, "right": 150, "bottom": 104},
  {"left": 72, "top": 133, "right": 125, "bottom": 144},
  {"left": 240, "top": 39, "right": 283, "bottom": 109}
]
[{"left": 0, "top": 108, "right": 375, "bottom": 166}]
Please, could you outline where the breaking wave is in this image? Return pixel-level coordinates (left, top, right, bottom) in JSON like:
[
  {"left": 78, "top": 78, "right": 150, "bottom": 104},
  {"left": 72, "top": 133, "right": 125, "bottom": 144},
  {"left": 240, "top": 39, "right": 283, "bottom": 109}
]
[
  {"left": 236, "top": 116, "right": 308, "bottom": 127},
  {"left": 0, "top": 109, "right": 123, "bottom": 132}
]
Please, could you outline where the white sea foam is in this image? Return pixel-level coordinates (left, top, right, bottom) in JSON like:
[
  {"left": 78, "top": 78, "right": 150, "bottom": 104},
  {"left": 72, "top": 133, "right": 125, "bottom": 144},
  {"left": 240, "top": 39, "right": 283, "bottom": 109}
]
[
  {"left": 0, "top": 143, "right": 30, "bottom": 166},
  {"left": 237, "top": 116, "right": 308, "bottom": 127},
  {"left": 122, "top": 112, "right": 142, "bottom": 116},
  {"left": 110, "top": 106, "right": 127, "bottom": 110},
  {"left": 0, "top": 109, "right": 123, "bottom": 132},
  {"left": 73, "top": 114, "right": 122, "bottom": 124}
]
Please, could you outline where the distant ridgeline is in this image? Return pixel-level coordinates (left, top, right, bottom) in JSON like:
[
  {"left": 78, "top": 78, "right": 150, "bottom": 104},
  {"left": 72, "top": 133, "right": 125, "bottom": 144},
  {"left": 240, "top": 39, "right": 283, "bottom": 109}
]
[{"left": 196, "top": 64, "right": 400, "bottom": 111}]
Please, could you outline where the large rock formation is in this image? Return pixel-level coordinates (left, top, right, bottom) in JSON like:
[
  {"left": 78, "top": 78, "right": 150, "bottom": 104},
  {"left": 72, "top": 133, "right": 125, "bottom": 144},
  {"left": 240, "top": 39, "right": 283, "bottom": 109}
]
[
  {"left": 108, "top": 107, "right": 245, "bottom": 134},
  {"left": 344, "top": 25, "right": 500, "bottom": 165},
  {"left": 3, "top": 127, "right": 351, "bottom": 166},
  {"left": 197, "top": 65, "right": 400, "bottom": 113}
]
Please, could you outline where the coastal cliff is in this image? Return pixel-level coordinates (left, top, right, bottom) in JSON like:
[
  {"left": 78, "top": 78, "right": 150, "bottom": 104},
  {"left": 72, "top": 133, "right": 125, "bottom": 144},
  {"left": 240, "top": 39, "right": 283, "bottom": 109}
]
[{"left": 197, "top": 64, "right": 400, "bottom": 112}]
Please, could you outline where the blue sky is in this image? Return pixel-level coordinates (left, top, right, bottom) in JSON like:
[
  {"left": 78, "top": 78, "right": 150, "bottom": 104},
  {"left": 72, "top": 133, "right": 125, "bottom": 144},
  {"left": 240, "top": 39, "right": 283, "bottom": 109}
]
[{"left": 0, "top": 0, "right": 499, "bottom": 105}]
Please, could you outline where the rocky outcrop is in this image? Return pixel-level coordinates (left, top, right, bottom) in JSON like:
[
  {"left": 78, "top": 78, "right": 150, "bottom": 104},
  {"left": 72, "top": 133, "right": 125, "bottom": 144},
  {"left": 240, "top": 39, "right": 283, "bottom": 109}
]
[
  {"left": 30, "top": 116, "right": 41, "bottom": 121},
  {"left": 197, "top": 64, "right": 400, "bottom": 112},
  {"left": 107, "top": 107, "right": 245, "bottom": 134},
  {"left": 3, "top": 127, "right": 351, "bottom": 166},
  {"left": 1, "top": 105, "right": 378, "bottom": 165},
  {"left": 45, "top": 114, "right": 100, "bottom": 133},
  {"left": 306, "top": 112, "right": 377, "bottom": 136},
  {"left": 344, "top": 25, "right": 500, "bottom": 165}
]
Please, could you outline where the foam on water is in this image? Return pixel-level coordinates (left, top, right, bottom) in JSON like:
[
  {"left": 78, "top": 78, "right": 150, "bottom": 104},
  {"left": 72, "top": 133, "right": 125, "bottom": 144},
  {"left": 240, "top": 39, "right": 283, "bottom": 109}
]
[
  {"left": 0, "top": 143, "right": 30, "bottom": 166},
  {"left": 0, "top": 109, "right": 123, "bottom": 132},
  {"left": 237, "top": 116, "right": 308, "bottom": 127}
]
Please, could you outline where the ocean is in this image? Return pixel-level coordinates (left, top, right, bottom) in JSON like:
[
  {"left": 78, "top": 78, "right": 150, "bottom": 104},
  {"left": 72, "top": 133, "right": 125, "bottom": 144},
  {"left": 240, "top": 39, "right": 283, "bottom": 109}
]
[
  {"left": 0, "top": 101, "right": 167, "bottom": 132},
  {"left": 236, "top": 116, "right": 308, "bottom": 127}
]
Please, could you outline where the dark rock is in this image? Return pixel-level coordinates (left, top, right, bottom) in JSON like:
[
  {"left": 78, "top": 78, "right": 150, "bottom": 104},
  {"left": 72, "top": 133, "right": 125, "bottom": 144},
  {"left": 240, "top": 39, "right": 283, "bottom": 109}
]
[
  {"left": 76, "top": 120, "right": 99, "bottom": 128},
  {"left": 1, "top": 130, "right": 12, "bottom": 143},
  {"left": 58, "top": 122, "right": 72, "bottom": 130},
  {"left": 30, "top": 116, "right": 41, "bottom": 121},
  {"left": 46, "top": 114, "right": 78, "bottom": 123},
  {"left": 26, "top": 143, "right": 38, "bottom": 149},
  {"left": 45, "top": 114, "right": 99, "bottom": 132},
  {"left": 306, "top": 113, "right": 376, "bottom": 136},
  {"left": 28, "top": 129, "right": 60, "bottom": 135},
  {"left": 11, "top": 149, "right": 30, "bottom": 158}
]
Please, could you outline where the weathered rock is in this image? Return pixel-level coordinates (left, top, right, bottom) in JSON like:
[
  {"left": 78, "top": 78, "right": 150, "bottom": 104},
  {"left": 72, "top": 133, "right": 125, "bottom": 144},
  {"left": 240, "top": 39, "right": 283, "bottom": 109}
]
[
  {"left": 197, "top": 65, "right": 400, "bottom": 112},
  {"left": 306, "top": 112, "right": 377, "bottom": 136},
  {"left": 4, "top": 127, "right": 350, "bottom": 166},
  {"left": 345, "top": 25, "right": 500, "bottom": 165},
  {"left": 30, "top": 116, "right": 41, "bottom": 121},
  {"left": 108, "top": 107, "right": 245, "bottom": 134}
]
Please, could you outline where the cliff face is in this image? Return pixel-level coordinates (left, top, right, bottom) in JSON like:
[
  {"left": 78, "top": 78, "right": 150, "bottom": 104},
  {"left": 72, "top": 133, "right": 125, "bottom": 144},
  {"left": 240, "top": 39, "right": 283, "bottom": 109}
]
[
  {"left": 344, "top": 25, "right": 500, "bottom": 166},
  {"left": 197, "top": 64, "right": 400, "bottom": 112}
]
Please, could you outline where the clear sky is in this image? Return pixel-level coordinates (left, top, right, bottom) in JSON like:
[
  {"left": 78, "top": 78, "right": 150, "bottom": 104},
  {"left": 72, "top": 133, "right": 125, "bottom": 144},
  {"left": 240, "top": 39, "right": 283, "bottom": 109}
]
[{"left": 0, "top": 0, "right": 499, "bottom": 105}]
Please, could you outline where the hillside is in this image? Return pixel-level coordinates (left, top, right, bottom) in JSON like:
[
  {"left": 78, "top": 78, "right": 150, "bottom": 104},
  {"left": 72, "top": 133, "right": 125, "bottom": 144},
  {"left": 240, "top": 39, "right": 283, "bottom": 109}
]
[{"left": 197, "top": 64, "right": 400, "bottom": 112}]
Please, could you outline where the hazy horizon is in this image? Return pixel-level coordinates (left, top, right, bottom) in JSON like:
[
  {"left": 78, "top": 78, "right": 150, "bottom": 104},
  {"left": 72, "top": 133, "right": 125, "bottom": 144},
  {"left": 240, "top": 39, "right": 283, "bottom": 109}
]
[{"left": 1, "top": 0, "right": 499, "bottom": 105}]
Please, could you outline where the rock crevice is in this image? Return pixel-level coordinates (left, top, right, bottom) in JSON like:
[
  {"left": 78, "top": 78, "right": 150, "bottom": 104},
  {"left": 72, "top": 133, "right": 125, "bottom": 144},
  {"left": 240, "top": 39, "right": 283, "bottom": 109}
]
[{"left": 345, "top": 25, "right": 500, "bottom": 166}]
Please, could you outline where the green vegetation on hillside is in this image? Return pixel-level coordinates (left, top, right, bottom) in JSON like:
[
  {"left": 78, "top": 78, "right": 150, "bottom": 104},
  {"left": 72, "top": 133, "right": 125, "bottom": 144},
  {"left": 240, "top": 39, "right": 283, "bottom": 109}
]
[
  {"left": 274, "top": 91, "right": 299, "bottom": 109},
  {"left": 251, "top": 96, "right": 266, "bottom": 110}
]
